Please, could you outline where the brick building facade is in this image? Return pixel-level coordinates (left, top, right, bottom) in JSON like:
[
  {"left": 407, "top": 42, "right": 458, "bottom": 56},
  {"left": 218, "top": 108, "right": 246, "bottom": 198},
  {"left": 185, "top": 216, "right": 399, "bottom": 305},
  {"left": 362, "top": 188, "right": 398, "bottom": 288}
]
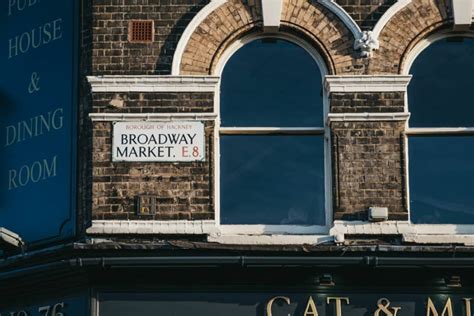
[
  {"left": 2, "top": 0, "right": 474, "bottom": 314},
  {"left": 85, "top": 0, "right": 469, "bottom": 239}
]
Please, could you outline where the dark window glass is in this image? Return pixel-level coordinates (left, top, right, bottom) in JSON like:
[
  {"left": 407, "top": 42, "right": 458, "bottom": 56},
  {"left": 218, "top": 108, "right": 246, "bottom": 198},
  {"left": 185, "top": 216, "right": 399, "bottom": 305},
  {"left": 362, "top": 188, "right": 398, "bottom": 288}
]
[
  {"left": 408, "top": 36, "right": 474, "bottom": 225},
  {"left": 408, "top": 37, "right": 474, "bottom": 127},
  {"left": 220, "top": 38, "right": 325, "bottom": 226},
  {"left": 220, "top": 135, "right": 325, "bottom": 225},
  {"left": 220, "top": 39, "right": 323, "bottom": 127},
  {"left": 409, "top": 136, "right": 474, "bottom": 224}
]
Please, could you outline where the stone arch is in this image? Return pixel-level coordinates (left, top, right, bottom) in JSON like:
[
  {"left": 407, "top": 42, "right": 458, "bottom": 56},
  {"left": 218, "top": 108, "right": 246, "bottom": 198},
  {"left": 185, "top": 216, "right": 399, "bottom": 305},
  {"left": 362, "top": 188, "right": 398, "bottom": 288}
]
[
  {"left": 369, "top": 0, "right": 451, "bottom": 74},
  {"left": 401, "top": 29, "right": 474, "bottom": 75},
  {"left": 280, "top": 0, "right": 354, "bottom": 75},
  {"left": 176, "top": 0, "right": 356, "bottom": 75}
]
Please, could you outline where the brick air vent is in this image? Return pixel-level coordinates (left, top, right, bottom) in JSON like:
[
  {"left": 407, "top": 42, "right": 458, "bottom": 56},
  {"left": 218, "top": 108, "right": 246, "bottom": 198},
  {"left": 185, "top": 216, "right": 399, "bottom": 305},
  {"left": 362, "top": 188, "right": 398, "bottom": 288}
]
[{"left": 128, "top": 20, "right": 154, "bottom": 43}]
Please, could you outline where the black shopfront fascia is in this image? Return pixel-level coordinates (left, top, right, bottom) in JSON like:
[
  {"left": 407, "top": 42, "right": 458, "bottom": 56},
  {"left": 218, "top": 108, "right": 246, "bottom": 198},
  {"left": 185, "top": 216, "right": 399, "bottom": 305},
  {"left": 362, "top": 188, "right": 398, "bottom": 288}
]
[{"left": 2, "top": 252, "right": 474, "bottom": 315}]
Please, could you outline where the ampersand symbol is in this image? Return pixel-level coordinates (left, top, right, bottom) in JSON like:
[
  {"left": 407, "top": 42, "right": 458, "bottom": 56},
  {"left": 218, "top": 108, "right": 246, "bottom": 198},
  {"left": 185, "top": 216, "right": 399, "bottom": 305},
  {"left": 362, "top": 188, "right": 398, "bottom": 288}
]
[
  {"left": 28, "top": 72, "right": 40, "bottom": 94},
  {"left": 374, "top": 298, "right": 401, "bottom": 316}
]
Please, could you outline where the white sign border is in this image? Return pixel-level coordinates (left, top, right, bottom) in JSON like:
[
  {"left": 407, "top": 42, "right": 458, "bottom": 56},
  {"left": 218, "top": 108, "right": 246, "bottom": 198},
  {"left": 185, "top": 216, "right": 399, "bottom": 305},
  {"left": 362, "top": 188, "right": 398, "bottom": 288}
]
[{"left": 112, "top": 121, "right": 206, "bottom": 163}]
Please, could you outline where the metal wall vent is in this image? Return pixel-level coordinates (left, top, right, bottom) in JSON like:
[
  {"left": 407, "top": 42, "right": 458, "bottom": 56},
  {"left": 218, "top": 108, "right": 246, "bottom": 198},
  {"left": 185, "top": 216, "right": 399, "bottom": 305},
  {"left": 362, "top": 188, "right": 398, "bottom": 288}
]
[
  {"left": 136, "top": 195, "right": 157, "bottom": 216},
  {"left": 128, "top": 20, "right": 154, "bottom": 43}
]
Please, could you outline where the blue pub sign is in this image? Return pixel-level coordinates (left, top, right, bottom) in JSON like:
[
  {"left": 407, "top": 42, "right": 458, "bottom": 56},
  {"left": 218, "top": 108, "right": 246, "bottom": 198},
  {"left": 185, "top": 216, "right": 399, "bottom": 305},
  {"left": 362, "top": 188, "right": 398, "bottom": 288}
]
[
  {"left": 0, "top": 293, "right": 89, "bottom": 316},
  {"left": 0, "top": 0, "right": 79, "bottom": 246}
]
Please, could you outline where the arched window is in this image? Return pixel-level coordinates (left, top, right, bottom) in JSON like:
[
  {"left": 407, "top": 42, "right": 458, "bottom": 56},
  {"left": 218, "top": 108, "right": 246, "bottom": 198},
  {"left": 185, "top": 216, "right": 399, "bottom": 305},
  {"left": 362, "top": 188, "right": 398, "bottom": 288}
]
[
  {"left": 218, "top": 37, "right": 328, "bottom": 230},
  {"left": 407, "top": 36, "right": 474, "bottom": 224}
]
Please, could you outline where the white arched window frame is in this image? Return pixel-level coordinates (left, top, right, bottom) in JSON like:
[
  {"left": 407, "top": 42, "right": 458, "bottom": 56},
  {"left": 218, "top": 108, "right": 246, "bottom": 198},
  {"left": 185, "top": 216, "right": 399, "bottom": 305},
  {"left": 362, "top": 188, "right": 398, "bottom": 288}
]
[
  {"left": 212, "top": 33, "right": 332, "bottom": 236},
  {"left": 403, "top": 31, "right": 474, "bottom": 235}
]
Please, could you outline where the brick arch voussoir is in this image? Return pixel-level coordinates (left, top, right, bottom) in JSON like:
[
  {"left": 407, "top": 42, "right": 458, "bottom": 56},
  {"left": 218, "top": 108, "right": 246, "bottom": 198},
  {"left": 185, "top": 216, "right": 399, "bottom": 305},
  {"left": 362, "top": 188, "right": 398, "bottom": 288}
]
[
  {"left": 180, "top": 0, "right": 263, "bottom": 75},
  {"left": 180, "top": 0, "right": 359, "bottom": 75},
  {"left": 370, "top": 0, "right": 451, "bottom": 74},
  {"left": 281, "top": 0, "right": 356, "bottom": 74}
]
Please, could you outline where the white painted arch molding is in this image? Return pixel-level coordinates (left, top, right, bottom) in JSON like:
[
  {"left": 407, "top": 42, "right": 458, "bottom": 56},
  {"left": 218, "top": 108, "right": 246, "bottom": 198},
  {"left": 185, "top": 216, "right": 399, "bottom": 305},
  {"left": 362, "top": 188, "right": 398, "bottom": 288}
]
[
  {"left": 171, "top": 0, "right": 413, "bottom": 72},
  {"left": 171, "top": 0, "right": 227, "bottom": 75},
  {"left": 371, "top": 0, "right": 412, "bottom": 40},
  {"left": 172, "top": 0, "right": 287, "bottom": 74},
  {"left": 317, "top": 0, "right": 362, "bottom": 40},
  {"left": 172, "top": 0, "right": 361, "bottom": 73},
  {"left": 317, "top": 0, "right": 413, "bottom": 41},
  {"left": 319, "top": 0, "right": 412, "bottom": 57}
]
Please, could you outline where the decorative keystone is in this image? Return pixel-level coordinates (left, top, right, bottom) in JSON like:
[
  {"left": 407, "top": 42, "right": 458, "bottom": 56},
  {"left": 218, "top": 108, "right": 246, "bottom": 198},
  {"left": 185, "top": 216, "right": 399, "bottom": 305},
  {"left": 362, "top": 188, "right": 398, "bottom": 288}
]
[
  {"left": 261, "top": 0, "right": 284, "bottom": 32},
  {"left": 451, "top": 0, "right": 474, "bottom": 30},
  {"left": 354, "top": 31, "right": 380, "bottom": 58}
]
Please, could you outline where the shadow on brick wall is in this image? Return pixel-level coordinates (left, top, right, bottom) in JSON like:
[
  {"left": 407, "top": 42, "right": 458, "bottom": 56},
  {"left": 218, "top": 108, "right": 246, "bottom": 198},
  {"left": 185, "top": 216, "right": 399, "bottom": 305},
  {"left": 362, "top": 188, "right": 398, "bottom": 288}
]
[
  {"left": 360, "top": 0, "right": 397, "bottom": 31},
  {"left": 155, "top": 0, "right": 209, "bottom": 75},
  {"left": 336, "top": 0, "right": 396, "bottom": 31}
]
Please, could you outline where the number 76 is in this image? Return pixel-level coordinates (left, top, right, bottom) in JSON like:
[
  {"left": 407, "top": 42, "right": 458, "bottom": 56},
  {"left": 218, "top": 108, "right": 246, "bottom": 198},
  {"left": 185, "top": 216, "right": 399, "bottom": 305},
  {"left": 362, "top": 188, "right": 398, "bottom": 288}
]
[{"left": 38, "top": 303, "right": 64, "bottom": 316}]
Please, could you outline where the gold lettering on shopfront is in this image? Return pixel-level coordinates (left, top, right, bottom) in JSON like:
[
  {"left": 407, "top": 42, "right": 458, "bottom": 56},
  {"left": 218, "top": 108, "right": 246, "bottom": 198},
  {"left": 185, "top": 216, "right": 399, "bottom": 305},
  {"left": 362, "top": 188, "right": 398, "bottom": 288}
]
[
  {"left": 463, "top": 298, "right": 472, "bottom": 316},
  {"left": 304, "top": 296, "right": 318, "bottom": 316},
  {"left": 426, "top": 297, "right": 453, "bottom": 316},
  {"left": 327, "top": 297, "right": 350, "bottom": 316},
  {"left": 263, "top": 295, "right": 474, "bottom": 316},
  {"left": 374, "top": 298, "right": 401, "bottom": 316},
  {"left": 266, "top": 296, "right": 291, "bottom": 316}
]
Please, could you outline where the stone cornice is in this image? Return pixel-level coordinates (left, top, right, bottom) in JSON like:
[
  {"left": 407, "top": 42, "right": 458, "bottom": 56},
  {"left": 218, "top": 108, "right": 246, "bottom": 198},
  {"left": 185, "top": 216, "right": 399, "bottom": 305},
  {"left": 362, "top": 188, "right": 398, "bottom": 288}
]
[
  {"left": 327, "top": 112, "right": 410, "bottom": 122},
  {"left": 87, "top": 76, "right": 220, "bottom": 93},
  {"left": 325, "top": 75, "right": 412, "bottom": 93},
  {"left": 89, "top": 112, "right": 217, "bottom": 122},
  {"left": 87, "top": 220, "right": 218, "bottom": 235}
]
